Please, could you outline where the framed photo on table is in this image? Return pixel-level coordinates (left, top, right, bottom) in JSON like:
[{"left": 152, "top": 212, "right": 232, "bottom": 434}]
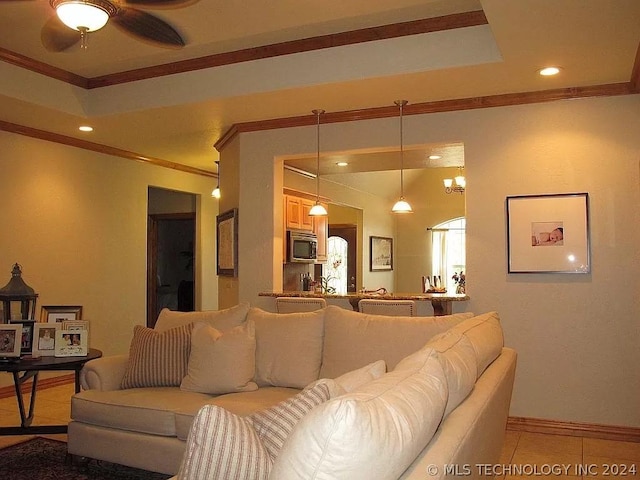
[
  {"left": 506, "top": 193, "right": 590, "bottom": 273},
  {"left": 0, "top": 324, "right": 21, "bottom": 358},
  {"left": 369, "top": 236, "right": 393, "bottom": 271},
  {"left": 216, "top": 208, "right": 238, "bottom": 277},
  {"left": 33, "top": 323, "right": 61, "bottom": 357},
  {"left": 10, "top": 320, "right": 35, "bottom": 354},
  {"left": 55, "top": 329, "right": 88, "bottom": 357},
  {"left": 40, "top": 305, "right": 83, "bottom": 323}
]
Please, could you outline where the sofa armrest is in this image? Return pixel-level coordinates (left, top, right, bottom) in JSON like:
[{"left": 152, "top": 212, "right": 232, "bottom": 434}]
[{"left": 80, "top": 354, "right": 129, "bottom": 391}]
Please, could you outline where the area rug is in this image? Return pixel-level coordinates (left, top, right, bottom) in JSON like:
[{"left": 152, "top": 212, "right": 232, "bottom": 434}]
[{"left": 0, "top": 437, "right": 172, "bottom": 480}]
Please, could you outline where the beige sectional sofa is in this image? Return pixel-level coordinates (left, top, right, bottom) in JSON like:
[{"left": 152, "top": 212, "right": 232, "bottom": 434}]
[{"left": 67, "top": 304, "right": 516, "bottom": 479}]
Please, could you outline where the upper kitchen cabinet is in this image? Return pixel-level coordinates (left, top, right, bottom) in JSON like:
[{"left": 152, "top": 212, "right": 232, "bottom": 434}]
[{"left": 285, "top": 195, "right": 314, "bottom": 232}]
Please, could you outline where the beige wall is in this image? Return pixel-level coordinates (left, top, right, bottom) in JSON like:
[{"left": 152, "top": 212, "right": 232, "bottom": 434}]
[
  {"left": 0, "top": 132, "right": 219, "bottom": 363},
  {"left": 223, "top": 94, "right": 640, "bottom": 427}
]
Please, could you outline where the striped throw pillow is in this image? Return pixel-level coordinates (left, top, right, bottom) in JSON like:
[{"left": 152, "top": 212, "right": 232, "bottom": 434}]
[
  {"left": 121, "top": 324, "right": 193, "bottom": 389},
  {"left": 248, "top": 382, "right": 331, "bottom": 460},
  {"left": 178, "top": 405, "right": 271, "bottom": 480}
]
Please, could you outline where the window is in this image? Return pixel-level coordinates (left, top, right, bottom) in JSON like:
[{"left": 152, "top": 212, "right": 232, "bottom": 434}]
[{"left": 431, "top": 218, "right": 465, "bottom": 292}]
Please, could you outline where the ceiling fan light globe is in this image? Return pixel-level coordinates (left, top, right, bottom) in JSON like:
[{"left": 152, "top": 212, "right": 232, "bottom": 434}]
[{"left": 55, "top": 1, "right": 111, "bottom": 32}]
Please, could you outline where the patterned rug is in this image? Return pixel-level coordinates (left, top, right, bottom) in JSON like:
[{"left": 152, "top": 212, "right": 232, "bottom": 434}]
[{"left": 0, "top": 437, "right": 172, "bottom": 480}]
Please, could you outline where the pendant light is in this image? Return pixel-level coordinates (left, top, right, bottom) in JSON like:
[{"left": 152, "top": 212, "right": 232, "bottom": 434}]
[
  {"left": 211, "top": 161, "right": 221, "bottom": 199},
  {"left": 391, "top": 100, "right": 413, "bottom": 213},
  {"left": 308, "top": 109, "right": 328, "bottom": 216}
]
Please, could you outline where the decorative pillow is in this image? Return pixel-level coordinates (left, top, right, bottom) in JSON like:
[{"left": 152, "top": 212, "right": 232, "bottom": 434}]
[
  {"left": 177, "top": 382, "right": 332, "bottom": 480},
  {"left": 249, "top": 307, "right": 325, "bottom": 388},
  {"left": 333, "top": 359, "right": 386, "bottom": 393},
  {"left": 121, "top": 324, "right": 193, "bottom": 389},
  {"left": 319, "top": 305, "right": 474, "bottom": 378},
  {"left": 271, "top": 348, "right": 448, "bottom": 480},
  {"left": 177, "top": 404, "right": 271, "bottom": 480},
  {"left": 248, "top": 382, "right": 331, "bottom": 460},
  {"left": 155, "top": 303, "right": 250, "bottom": 332},
  {"left": 180, "top": 321, "right": 258, "bottom": 395}
]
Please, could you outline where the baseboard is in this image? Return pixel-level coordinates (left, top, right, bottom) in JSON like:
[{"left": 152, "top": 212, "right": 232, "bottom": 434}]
[
  {"left": 0, "top": 373, "right": 75, "bottom": 399},
  {"left": 508, "top": 416, "right": 640, "bottom": 443}
]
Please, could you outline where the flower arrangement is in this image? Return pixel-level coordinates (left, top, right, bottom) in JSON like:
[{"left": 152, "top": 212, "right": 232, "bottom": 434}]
[{"left": 452, "top": 271, "right": 466, "bottom": 294}]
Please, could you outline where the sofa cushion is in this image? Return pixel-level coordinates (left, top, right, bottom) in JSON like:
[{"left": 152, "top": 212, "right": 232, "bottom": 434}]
[
  {"left": 448, "top": 311, "right": 504, "bottom": 377},
  {"left": 155, "top": 303, "right": 250, "bottom": 332},
  {"left": 176, "top": 382, "right": 332, "bottom": 480},
  {"left": 72, "top": 387, "right": 213, "bottom": 437},
  {"left": 248, "top": 382, "right": 332, "bottom": 460},
  {"left": 177, "top": 404, "right": 271, "bottom": 480},
  {"left": 306, "top": 359, "right": 387, "bottom": 397},
  {"left": 271, "top": 347, "right": 448, "bottom": 480},
  {"left": 249, "top": 307, "right": 324, "bottom": 389},
  {"left": 121, "top": 324, "right": 193, "bottom": 389},
  {"left": 319, "top": 305, "right": 473, "bottom": 378},
  {"left": 174, "top": 387, "right": 300, "bottom": 441},
  {"left": 425, "top": 331, "right": 477, "bottom": 417},
  {"left": 180, "top": 321, "right": 258, "bottom": 395}
]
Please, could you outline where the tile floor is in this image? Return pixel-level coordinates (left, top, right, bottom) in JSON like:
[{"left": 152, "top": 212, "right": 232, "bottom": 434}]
[{"left": 0, "top": 381, "right": 638, "bottom": 479}]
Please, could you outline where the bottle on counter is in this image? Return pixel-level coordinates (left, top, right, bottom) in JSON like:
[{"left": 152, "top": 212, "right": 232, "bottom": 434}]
[{"left": 302, "top": 273, "right": 311, "bottom": 291}]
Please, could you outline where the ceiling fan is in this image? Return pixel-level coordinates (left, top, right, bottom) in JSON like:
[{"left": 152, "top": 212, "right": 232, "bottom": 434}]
[{"left": 2, "top": 0, "right": 192, "bottom": 51}]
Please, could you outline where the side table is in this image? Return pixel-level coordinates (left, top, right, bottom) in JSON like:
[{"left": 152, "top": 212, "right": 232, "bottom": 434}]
[{"left": 0, "top": 348, "right": 102, "bottom": 435}]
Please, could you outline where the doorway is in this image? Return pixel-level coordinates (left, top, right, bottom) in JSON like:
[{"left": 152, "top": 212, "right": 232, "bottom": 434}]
[
  {"left": 318, "top": 224, "right": 357, "bottom": 293},
  {"left": 147, "top": 188, "right": 197, "bottom": 328}
]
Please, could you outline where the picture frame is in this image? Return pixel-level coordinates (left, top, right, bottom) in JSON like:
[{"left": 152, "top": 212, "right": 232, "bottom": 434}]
[
  {"left": 54, "top": 329, "right": 88, "bottom": 357},
  {"left": 506, "top": 193, "right": 590, "bottom": 273},
  {"left": 0, "top": 324, "right": 22, "bottom": 358},
  {"left": 369, "top": 236, "right": 393, "bottom": 271},
  {"left": 41, "top": 305, "right": 83, "bottom": 323},
  {"left": 216, "top": 208, "right": 238, "bottom": 277},
  {"left": 10, "top": 319, "right": 35, "bottom": 354},
  {"left": 33, "top": 323, "right": 61, "bottom": 357}
]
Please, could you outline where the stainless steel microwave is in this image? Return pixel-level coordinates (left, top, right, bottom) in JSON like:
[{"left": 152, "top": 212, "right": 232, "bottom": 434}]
[{"left": 287, "top": 231, "right": 317, "bottom": 263}]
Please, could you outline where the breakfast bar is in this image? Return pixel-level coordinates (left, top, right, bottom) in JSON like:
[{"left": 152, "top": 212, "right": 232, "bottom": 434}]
[{"left": 259, "top": 291, "right": 469, "bottom": 316}]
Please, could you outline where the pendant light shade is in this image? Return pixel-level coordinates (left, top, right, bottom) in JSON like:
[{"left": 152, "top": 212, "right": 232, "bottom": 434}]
[
  {"left": 392, "top": 100, "right": 413, "bottom": 213},
  {"left": 309, "top": 109, "right": 327, "bottom": 217},
  {"left": 211, "top": 160, "right": 221, "bottom": 198}
]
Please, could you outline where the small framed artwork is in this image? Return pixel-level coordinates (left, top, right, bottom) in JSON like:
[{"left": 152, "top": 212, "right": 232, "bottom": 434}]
[
  {"left": 41, "top": 305, "right": 83, "bottom": 323},
  {"left": 10, "top": 320, "right": 35, "bottom": 354},
  {"left": 216, "top": 208, "right": 238, "bottom": 277},
  {"left": 33, "top": 323, "right": 61, "bottom": 357},
  {"left": 0, "top": 324, "right": 22, "bottom": 359},
  {"left": 506, "top": 193, "right": 590, "bottom": 273},
  {"left": 370, "top": 236, "right": 393, "bottom": 271},
  {"left": 55, "top": 329, "right": 88, "bottom": 357}
]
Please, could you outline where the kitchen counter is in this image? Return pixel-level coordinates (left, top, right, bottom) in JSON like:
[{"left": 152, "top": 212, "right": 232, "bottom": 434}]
[{"left": 258, "top": 291, "right": 469, "bottom": 316}]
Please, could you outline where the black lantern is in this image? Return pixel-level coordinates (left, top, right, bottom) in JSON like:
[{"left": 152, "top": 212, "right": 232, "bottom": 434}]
[{"left": 0, "top": 264, "right": 38, "bottom": 323}]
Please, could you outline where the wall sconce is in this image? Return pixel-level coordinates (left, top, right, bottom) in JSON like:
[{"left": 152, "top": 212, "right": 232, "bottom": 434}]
[{"left": 444, "top": 167, "right": 466, "bottom": 194}]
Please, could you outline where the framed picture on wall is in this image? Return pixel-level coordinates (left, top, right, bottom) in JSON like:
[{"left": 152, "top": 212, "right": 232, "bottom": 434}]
[
  {"left": 40, "top": 305, "right": 83, "bottom": 323},
  {"left": 370, "top": 236, "right": 393, "bottom": 271},
  {"left": 217, "top": 208, "right": 238, "bottom": 277},
  {"left": 506, "top": 193, "right": 590, "bottom": 273}
]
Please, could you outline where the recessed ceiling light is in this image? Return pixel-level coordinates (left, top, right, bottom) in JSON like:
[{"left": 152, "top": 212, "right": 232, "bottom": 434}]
[
  {"left": 336, "top": 161, "right": 348, "bottom": 167},
  {"left": 428, "top": 155, "right": 441, "bottom": 160},
  {"left": 539, "top": 66, "right": 561, "bottom": 76},
  {"left": 79, "top": 125, "right": 94, "bottom": 132}
]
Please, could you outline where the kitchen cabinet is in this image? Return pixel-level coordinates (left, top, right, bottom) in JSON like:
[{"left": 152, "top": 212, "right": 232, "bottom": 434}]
[
  {"left": 313, "top": 209, "right": 328, "bottom": 263},
  {"left": 285, "top": 195, "right": 314, "bottom": 232}
]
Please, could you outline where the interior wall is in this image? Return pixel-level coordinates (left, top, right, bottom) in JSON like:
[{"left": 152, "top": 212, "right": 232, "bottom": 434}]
[
  {"left": 0, "top": 132, "right": 219, "bottom": 361},
  {"left": 227, "top": 94, "right": 640, "bottom": 427}
]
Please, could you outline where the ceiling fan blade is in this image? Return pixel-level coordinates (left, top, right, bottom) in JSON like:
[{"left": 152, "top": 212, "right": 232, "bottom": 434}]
[
  {"left": 41, "top": 15, "right": 81, "bottom": 52},
  {"left": 112, "top": 8, "right": 185, "bottom": 48},
  {"left": 122, "top": 0, "right": 198, "bottom": 9}
]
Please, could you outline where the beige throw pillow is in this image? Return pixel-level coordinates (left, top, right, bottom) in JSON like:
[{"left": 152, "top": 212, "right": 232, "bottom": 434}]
[
  {"left": 155, "top": 303, "right": 250, "bottom": 332},
  {"left": 180, "top": 321, "right": 258, "bottom": 395},
  {"left": 177, "top": 382, "right": 332, "bottom": 480},
  {"left": 249, "top": 307, "right": 325, "bottom": 388},
  {"left": 121, "top": 324, "right": 193, "bottom": 389}
]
